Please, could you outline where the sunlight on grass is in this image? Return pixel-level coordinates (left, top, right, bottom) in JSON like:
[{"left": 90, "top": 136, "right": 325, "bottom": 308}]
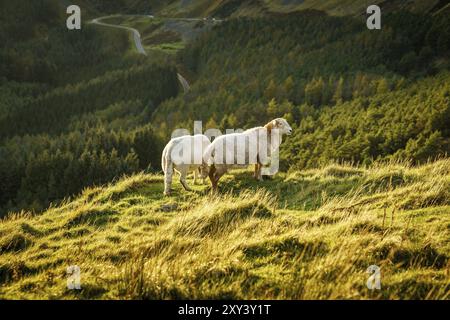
[{"left": 0, "top": 160, "right": 449, "bottom": 299}]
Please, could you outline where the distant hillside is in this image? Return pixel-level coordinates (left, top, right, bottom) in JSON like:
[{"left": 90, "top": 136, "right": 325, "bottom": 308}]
[
  {"left": 0, "top": 0, "right": 181, "bottom": 216},
  {"left": 0, "top": 0, "right": 62, "bottom": 44},
  {"left": 153, "top": 0, "right": 449, "bottom": 18},
  {"left": 72, "top": 0, "right": 162, "bottom": 16},
  {"left": 64, "top": 0, "right": 450, "bottom": 18}
]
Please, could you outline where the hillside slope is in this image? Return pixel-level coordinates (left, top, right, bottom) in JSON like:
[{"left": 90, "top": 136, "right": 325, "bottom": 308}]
[
  {"left": 71, "top": 0, "right": 449, "bottom": 18},
  {"left": 0, "top": 1, "right": 181, "bottom": 216},
  {"left": 0, "top": 160, "right": 449, "bottom": 299},
  {"left": 153, "top": 0, "right": 448, "bottom": 18}
]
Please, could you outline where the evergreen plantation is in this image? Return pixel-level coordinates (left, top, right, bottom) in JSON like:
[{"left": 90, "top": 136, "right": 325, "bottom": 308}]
[
  {"left": 0, "top": 1, "right": 180, "bottom": 214},
  {"left": 0, "top": 58, "right": 179, "bottom": 214},
  {"left": 153, "top": 11, "right": 450, "bottom": 168}
]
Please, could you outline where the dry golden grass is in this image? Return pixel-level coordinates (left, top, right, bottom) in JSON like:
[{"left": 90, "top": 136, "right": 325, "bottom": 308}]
[{"left": 0, "top": 160, "right": 449, "bottom": 299}]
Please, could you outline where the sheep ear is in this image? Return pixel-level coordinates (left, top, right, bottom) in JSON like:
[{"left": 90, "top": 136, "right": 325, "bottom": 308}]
[{"left": 272, "top": 120, "right": 278, "bottom": 127}]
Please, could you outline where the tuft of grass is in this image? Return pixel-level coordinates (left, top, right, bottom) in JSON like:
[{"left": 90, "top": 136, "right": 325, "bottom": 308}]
[
  {"left": 0, "top": 233, "right": 33, "bottom": 253},
  {"left": 65, "top": 205, "right": 119, "bottom": 228},
  {"left": 169, "top": 191, "right": 274, "bottom": 238},
  {"left": 318, "top": 163, "right": 364, "bottom": 178}
]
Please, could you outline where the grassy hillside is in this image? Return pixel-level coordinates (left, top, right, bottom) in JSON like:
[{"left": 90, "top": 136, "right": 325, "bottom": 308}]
[
  {"left": 153, "top": 0, "right": 448, "bottom": 18},
  {"left": 0, "top": 159, "right": 449, "bottom": 299},
  {"left": 98, "top": 15, "right": 214, "bottom": 56},
  {"left": 75, "top": 0, "right": 449, "bottom": 18}
]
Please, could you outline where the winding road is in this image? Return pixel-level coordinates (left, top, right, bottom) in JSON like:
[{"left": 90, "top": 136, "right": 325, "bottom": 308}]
[
  {"left": 91, "top": 16, "right": 147, "bottom": 55},
  {"left": 90, "top": 15, "right": 192, "bottom": 92}
]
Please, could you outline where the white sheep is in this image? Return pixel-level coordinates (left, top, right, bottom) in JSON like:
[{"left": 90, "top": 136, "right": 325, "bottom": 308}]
[
  {"left": 203, "top": 118, "right": 292, "bottom": 191},
  {"left": 161, "top": 134, "right": 211, "bottom": 196}
]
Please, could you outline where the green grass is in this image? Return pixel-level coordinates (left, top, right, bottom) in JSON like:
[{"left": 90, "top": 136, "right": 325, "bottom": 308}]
[
  {"left": 100, "top": 15, "right": 200, "bottom": 55},
  {"left": 155, "top": 0, "right": 441, "bottom": 18},
  {"left": 0, "top": 159, "right": 449, "bottom": 299}
]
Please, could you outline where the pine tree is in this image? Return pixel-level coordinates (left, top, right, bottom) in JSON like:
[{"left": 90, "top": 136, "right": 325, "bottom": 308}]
[
  {"left": 333, "top": 77, "right": 344, "bottom": 104},
  {"left": 267, "top": 98, "right": 278, "bottom": 118},
  {"left": 264, "top": 80, "right": 277, "bottom": 101}
]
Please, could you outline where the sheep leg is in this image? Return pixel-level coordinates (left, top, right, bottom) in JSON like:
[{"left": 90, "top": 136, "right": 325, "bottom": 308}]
[
  {"left": 254, "top": 155, "right": 264, "bottom": 181},
  {"left": 193, "top": 168, "right": 198, "bottom": 185},
  {"left": 163, "top": 161, "right": 173, "bottom": 196},
  {"left": 209, "top": 165, "right": 218, "bottom": 192},
  {"left": 213, "top": 171, "right": 224, "bottom": 189},
  {"left": 179, "top": 167, "right": 192, "bottom": 192},
  {"left": 255, "top": 163, "right": 263, "bottom": 181}
]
